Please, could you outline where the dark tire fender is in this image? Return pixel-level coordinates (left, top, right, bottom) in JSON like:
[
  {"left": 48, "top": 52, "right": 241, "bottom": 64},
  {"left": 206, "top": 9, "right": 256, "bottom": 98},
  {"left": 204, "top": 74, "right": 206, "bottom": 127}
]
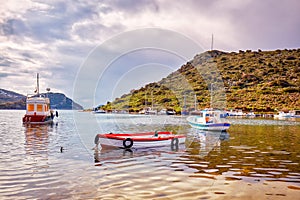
[
  {"left": 94, "top": 134, "right": 100, "bottom": 144},
  {"left": 171, "top": 138, "right": 179, "bottom": 147},
  {"left": 123, "top": 138, "right": 133, "bottom": 149}
]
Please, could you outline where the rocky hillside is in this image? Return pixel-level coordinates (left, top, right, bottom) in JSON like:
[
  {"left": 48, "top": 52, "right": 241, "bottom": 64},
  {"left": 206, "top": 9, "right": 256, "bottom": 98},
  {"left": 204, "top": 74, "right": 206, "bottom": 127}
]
[
  {"left": 46, "top": 92, "right": 83, "bottom": 110},
  {"left": 102, "top": 49, "right": 300, "bottom": 113},
  {"left": 0, "top": 89, "right": 83, "bottom": 110},
  {"left": 0, "top": 89, "right": 25, "bottom": 102},
  {"left": 0, "top": 89, "right": 26, "bottom": 109}
]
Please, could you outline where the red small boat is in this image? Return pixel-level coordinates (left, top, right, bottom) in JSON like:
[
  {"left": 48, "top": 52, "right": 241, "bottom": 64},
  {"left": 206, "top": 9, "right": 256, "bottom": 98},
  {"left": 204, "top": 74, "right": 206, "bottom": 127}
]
[
  {"left": 95, "top": 131, "right": 185, "bottom": 149},
  {"left": 23, "top": 73, "right": 57, "bottom": 124}
]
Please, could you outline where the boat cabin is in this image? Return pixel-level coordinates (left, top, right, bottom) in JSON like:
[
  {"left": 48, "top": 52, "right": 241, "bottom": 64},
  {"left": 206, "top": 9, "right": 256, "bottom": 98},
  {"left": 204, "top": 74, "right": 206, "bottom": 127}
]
[
  {"left": 25, "top": 95, "right": 51, "bottom": 116},
  {"left": 195, "top": 110, "right": 227, "bottom": 124}
]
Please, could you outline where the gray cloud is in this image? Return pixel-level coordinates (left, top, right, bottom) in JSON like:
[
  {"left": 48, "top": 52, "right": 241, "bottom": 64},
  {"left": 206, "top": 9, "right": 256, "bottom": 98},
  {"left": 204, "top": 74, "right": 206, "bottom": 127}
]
[
  {"left": 223, "top": 0, "right": 300, "bottom": 49},
  {"left": 107, "top": 0, "right": 159, "bottom": 13},
  {"left": 0, "top": 0, "right": 299, "bottom": 107},
  {"left": 0, "top": 73, "right": 10, "bottom": 78},
  {"left": 0, "top": 19, "right": 23, "bottom": 36}
]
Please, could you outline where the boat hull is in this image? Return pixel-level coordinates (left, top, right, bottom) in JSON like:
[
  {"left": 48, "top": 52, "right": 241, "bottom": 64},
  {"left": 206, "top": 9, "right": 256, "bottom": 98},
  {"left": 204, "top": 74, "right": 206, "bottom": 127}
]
[
  {"left": 188, "top": 121, "right": 230, "bottom": 131},
  {"left": 95, "top": 132, "right": 185, "bottom": 149},
  {"left": 187, "top": 116, "right": 230, "bottom": 131},
  {"left": 23, "top": 114, "right": 53, "bottom": 125},
  {"left": 93, "top": 110, "right": 106, "bottom": 114}
]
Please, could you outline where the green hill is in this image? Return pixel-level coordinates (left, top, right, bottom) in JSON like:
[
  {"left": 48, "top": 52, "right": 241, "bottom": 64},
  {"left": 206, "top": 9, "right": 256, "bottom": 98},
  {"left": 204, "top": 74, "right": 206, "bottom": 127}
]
[{"left": 102, "top": 49, "right": 300, "bottom": 113}]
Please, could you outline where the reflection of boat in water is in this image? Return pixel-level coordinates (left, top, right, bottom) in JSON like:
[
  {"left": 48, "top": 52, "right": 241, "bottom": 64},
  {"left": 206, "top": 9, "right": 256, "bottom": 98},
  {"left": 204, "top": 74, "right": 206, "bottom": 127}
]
[
  {"left": 22, "top": 73, "right": 58, "bottom": 124},
  {"left": 24, "top": 124, "right": 50, "bottom": 156},
  {"left": 94, "top": 147, "right": 133, "bottom": 163},
  {"left": 187, "top": 109, "right": 230, "bottom": 131},
  {"left": 94, "top": 141, "right": 186, "bottom": 164},
  {"left": 94, "top": 131, "right": 185, "bottom": 149},
  {"left": 23, "top": 124, "right": 59, "bottom": 175},
  {"left": 187, "top": 130, "right": 230, "bottom": 158}
]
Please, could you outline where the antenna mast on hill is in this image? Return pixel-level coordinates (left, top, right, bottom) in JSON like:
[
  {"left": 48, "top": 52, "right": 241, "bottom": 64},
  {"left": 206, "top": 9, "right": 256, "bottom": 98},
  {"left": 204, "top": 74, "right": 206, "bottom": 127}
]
[{"left": 211, "top": 34, "right": 214, "bottom": 51}]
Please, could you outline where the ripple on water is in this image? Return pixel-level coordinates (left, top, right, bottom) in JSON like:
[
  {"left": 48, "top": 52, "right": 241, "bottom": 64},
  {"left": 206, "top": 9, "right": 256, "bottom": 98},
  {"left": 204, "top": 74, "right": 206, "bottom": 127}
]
[
  {"left": 1, "top": 111, "right": 300, "bottom": 199},
  {"left": 287, "top": 185, "right": 300, "bottom": 190}
]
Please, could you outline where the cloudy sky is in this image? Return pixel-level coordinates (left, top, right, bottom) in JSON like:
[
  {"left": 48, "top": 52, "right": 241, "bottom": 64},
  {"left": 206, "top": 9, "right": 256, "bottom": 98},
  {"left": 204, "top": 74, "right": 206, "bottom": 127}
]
[{"left": 1, "top": 0, "right": 299, "bottom": 108}]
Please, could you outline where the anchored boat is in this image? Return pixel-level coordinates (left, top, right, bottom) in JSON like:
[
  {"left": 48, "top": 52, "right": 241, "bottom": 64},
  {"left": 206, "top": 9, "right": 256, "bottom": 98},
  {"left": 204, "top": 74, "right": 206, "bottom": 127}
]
[
  {"left": 187, "top": 109, "right": 230, "bottom": 131},
  {"left": 22, "top": 73, "right": 57, "bottom": 124},
  {"left": 274, "top": 110, "right": 300, "bottom": 119},
  {"left": 94, "top": 131, "right": 185, "bottom": 149}
]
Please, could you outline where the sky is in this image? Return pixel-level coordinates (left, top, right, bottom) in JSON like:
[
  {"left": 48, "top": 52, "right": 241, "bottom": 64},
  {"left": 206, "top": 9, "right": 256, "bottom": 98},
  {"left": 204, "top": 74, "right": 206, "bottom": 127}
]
[{"left": 1, "top": 0, "right": 300, "bottom": 108}]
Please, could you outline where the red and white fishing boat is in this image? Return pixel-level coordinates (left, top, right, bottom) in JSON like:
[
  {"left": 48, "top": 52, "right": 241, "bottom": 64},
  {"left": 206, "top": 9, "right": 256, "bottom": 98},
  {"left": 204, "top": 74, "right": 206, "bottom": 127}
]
[
  {"left": 23, "top": 73, "right": 57, "bottom": 124},
  {"left": 94, "top": 131, "right": 185, "bottom": 149}
]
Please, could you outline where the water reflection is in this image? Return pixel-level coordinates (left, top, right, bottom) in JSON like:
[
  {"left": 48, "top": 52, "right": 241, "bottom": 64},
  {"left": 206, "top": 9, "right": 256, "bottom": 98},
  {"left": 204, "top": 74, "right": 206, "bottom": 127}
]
[
  {"left": 93, "top": 141, "right": 186, "bottom": 164},
  {"left": 186, "top": 130, "right": 230, "bottom": 158},
  {"left": 24, "top": 124, "right": 49, "bottom": 155},
  {"left": 23, "top": 123, "right": 59, "bottom": 172},
  {"left": 183, "top": 125, "right": 300, "bottom": 184},
  {"left": 24, "top": 123, "right": 58, "bottom": 152},
  {"left": 93, "top": 130, "right": 231, "bottom": 170},
  {"left": 2, "top": 111, "right": 300, "bottom": 199}
]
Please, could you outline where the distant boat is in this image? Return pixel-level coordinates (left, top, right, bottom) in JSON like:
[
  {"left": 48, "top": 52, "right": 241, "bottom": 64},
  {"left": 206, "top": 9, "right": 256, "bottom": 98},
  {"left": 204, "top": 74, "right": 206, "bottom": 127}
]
[
  {"left": 93, "top": 109, "right": 106, "bottom": 114},
  {"left": 166, "top": 110, "right": 176, "bottom": 115},
  {"left": 227, "top": 109, "right": 245, "bottom": 117},
  {"left": 145, "top": 108, "right": 157, "bottom": 115},
  {"left": 139, "top": 107, "right": 157, "bottom": 115},
  {"left": 23, "top": 73, "right": 57, "bottom": 124},
  {"left": 138, "top": 109, "right": 146, "bottom": 114},
  {"left": 158, "top": 109, "right": 176, "bottom": 115},
  {"left": 246, "top": 112, "right": 256, "bottom": 117},
  {"left": 294, "top": 110, "right": 300, "bottom": 118},
  {"left": 274, "top": 110, "right": 300, "bottom": 118},
  {"left": 112, "top": 110, "right": 128, "bottom": 114},
  {"left": 190, "top": 110, "right": 202, "bottom": 115},
  {"left": 94, "top": 131, "right": 185, "bottom": 149},
  {"left": 158, "top": 109, "right": 168, "bottom": 115},
  {"left": 187, "top": 109, "right": 230, "bottom": 131}
]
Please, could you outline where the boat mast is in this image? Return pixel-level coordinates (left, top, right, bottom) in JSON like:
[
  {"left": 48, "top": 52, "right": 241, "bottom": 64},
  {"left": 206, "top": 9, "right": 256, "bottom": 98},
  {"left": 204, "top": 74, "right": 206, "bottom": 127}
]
[
  {"left": 183, "top": 94, "right": 186, "bottom": 114},
  {"left": 145, "top": 92, "right": 146, "bottom": 108},
  {"left": 211, "top": 34, "right": 214, "bottom": 51},
  {"left": 151, "top": 90, "right": 153, "bottom": 110},
  {"left": 194, "top": 94, "right": 197, "bottom": 111},
  {"left": 37, "top": 73, "right": 40, "bottom": 96},
  {"left": 210, "top": 83, "right": 213, "bottom": 108}
]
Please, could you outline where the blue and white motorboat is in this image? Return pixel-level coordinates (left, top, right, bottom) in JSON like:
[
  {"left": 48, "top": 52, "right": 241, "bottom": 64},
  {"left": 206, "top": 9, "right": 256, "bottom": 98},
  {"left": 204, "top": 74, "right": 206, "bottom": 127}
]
[{"left": 186, "top": 109, "right": 230, "bottom": 131}]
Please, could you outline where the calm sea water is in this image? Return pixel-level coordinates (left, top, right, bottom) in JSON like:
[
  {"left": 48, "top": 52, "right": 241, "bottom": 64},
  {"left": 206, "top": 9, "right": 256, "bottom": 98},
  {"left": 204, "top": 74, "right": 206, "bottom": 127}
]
[{"left": 0, "top": 110, "right": 300, "bottom": 199}]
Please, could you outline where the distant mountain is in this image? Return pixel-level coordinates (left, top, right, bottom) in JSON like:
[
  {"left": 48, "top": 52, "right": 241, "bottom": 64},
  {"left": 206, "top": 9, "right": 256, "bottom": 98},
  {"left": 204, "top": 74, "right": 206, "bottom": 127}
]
[
  {"left": 45, "top": 92, "right": 83, "bottom": 110},
  {"left": 0, "top": 89, "right": 26, "bottom": 102},
  {"left": 0, "top": 89, "right": 26, "bottom": 109},
  {"left": 102, "top": 48, "right": 300, "bottom": 113},
  {"left": 0, "top": 89, "right": 83, "bottom": 110}
]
